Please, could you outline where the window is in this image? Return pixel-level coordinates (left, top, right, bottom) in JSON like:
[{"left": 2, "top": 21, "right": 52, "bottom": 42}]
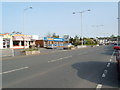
[
  {"left": 21, "top": 41, "right": 24, "bottom": 46},
  {"left": 13, "top": 41, "right": 20, "bottom": 46}
]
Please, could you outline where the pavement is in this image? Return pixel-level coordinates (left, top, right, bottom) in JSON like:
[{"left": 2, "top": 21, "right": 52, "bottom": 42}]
[{"left": 1, "top": 45, "right": 120, "bottom": 88}]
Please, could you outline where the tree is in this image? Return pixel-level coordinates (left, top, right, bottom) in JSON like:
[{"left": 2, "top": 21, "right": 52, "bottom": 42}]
[
  {"left": 73, "top": 35, "right": 80, "bottom": 46},
  {"left": 52, "top": 33, "right": 59, "bottom": 38},
  {"left": 69, "top": 37, "right": 74, "bottom": 44},
  {"left": 110, "top": 34, "right": 115, "bottom": 38}
]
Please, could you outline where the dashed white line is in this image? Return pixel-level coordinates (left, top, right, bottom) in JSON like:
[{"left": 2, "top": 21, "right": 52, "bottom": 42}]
[
  {"left": 0, "top": 67, "right": 29, "bottom": 75},
  {"left": 48, "top": 56, "right": 72, "bottom": 63},
  {"left": 78, "top": 52, "right": 87, "bottom": 55},
  {"left": 64, "top": 56, "right": 72, "bottom": 58},
  {"left": 110, "top": 59, "right": 112, "bottom": 62},
  {"left": 96, "top": 84, "right": 102, "bottom": 90},
  {"left": 107, "top": 63, "right": 110, "bottom": 67},
  {"left": 102, "top": 73, "right": 106, "bottom": 78},
  {"left": 96, "top": 50, "right": 115, "bottom": 89},
  {"left": 104, "top": 70, "right": 108, "bottom": 74},
  {"left": 102, "top": 70, "right": 108, "bottom": 78}
]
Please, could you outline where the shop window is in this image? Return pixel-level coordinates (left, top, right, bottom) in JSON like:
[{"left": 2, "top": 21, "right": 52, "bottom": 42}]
[
  {"left": 13, "top": 41, "right": 20, "bottom": 46},
  {"left": 26, "top": 41, "right": 27, "bottom": 46},
  {"left": 21, "top": 41, "right": 24, "bottom": 46}
]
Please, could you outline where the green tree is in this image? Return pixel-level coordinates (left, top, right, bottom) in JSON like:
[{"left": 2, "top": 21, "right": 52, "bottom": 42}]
[
  {"left": 73, "top": 35, "right": 80, "bottom": 46},
  {"left": 52, "top": 33, "right": 59, "bottom": 38},
  {"left": 69, "top": 37, "right": 74, "bottom": 44}
]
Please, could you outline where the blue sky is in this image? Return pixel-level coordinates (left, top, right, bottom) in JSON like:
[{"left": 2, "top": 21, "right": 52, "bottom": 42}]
[{"left": 2, "top": 2, "right": 118, "bottom": 38}]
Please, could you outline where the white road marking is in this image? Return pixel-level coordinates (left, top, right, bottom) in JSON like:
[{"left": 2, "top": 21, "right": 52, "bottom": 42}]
[
  {"left": 78, "top": 52, "right": 87, "bottom": 55},
  {"left": 0, "top": 67, "right": 29, "bottom": 75},
  {"left": 96, "top": 84, "right": 102, "bottom": 90},
  {"left": 102, "top": 73, "right": 106, "bottom": 78},
  {"left": 97, "top": 50, "right": 115, "bottom": 89},
  {"left": 111, "top": 50, "right": 115, "bottom": 58},
  {"left": 48, "top": 56, "right": 72, "bottom": 63},
  {"left": 110, "top": 59, "right": 112, "bottom": 62},
  {"left": 104, "top": 70, "right": 108, "bottom": 74},
  {"left": 102, "top": 70, "right": 107, "bottom": 78},
  {"left": 64, "top": 56, "right": 72, "bottom": 58},
  {"left": 107, "top": 63, "right": 110, "bottom": 67}
]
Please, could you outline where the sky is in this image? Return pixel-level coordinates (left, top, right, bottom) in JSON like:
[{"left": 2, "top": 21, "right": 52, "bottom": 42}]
[{"left": 2, "top": 2, "right": 118, "bottom": 38}]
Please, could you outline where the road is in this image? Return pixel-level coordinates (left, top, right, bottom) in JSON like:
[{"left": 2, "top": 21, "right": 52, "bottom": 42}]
[{"left": 2, "top": 45, "right": 120, "bottom": 88}]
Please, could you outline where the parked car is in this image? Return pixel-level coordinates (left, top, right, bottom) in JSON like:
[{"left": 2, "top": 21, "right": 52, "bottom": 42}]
[
  {"left": 114, "top": 46, "right": 120, "bottom": 50},
  {"left": 113, "top": 44, "right": 120, "bottom": 50},
  {"left": 63, "top": 43, "right": 74, "bottom": 49},
  {"left": 114, "top": 46, "right": 120, "bottom": 80}
]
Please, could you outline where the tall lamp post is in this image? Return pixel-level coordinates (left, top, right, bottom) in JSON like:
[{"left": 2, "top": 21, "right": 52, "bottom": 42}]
[
  {"left": 92, "top": 24, "right": 104, "bottom": 37},
  {"left": 23, "top": 6, "right": 32, "bottom": 49},
  {"left": 92, "top": 25, "right": 105, "bottom": 44},
  {"left": 73, "top": 9, "right": 90, "bottom": 47},
  {"left": 23, "top": 6, "right": 32, "bottom": 34},
  {"left": 117, "top": 17, "right": 120, "bottom": 46}
]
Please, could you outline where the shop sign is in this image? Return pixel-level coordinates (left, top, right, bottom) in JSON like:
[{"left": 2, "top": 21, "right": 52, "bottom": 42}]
[
  {"left": 54, "top": 38, "right": 64, "bottom": 42},
  {"left": 3, "top": 35, "right": 12, "bottom": 39},
  {"left": 13, "top": 36, "right": 31, "bottom": 41},
  {"left": 44, "top": 37, "right": 54, "bottom": 41}
]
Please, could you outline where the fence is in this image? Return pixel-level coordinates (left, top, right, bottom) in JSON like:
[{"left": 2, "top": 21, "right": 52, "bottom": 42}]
[
  {"left": 0, "top": 49, "right": 14, "bottom": 57},
  {"left": 0, "top": 49, "right": 27, "bottom": 57}
]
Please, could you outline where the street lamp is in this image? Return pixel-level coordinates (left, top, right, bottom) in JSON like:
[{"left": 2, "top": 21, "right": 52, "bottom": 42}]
[
  {"left": 73, "top": 9, "right": 91, "bottom": 47},
  {"left": 23, "top": 6, "right": 32, "bottom": 49},
  {"left": 23, "top": 6, "right": 32, "bottom": 33},
  {"left": 117, "top": 17, "right": 120, "bottom": 46},
  {"left": 92, "top": 24, "right": 104, "bottom": 37}
]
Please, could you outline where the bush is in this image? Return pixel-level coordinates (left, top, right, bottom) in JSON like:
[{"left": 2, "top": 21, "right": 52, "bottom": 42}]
[{"left": 68, "top": 46, "right": 75, "bottom": 49}]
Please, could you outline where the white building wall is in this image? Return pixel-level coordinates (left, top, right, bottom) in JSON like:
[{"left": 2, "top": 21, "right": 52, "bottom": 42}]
[
  {"left": 10, "top": 38, "right": 13, "bottom": 48},
  {"left": 32, "top": 35, "right": 39, "bottom": 40},
  {"left": 0, "top": 36, "right": 3, "bottom": 49}
]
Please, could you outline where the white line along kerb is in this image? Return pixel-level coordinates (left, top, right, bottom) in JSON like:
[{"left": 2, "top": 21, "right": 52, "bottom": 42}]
[
  {"left": 0, "top": 67, "right": 29, "bottom": 75},
  {"left": 111, "top": 50, "right": 115, "bottom": 57}
]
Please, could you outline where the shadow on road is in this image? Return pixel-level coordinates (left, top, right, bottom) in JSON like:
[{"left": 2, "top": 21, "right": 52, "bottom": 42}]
[{"left": 72, "top": 61, "right": 120, "bottom": 88}]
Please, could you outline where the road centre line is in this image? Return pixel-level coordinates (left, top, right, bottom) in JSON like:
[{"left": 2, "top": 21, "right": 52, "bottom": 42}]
[
  {"left": 48, "top": 55, "right": 72, "bottom": 63},
  {"left": 78, "top": 52, "right": 87, "bottom": 55},
  {"left": 63, "top": 56, "right": 72, "bottom": 58},
  {"left": 0, "top": 67, "right": 29, "bottom": 75}
]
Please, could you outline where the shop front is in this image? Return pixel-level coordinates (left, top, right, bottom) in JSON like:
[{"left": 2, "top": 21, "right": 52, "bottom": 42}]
[
  {"left": 43, "top": 37, "right": 64, "bottom": 48},
  {"left": 0, "top": 33, "right": 13, "bottom": 49},
  {"left": 12, "top": 34, "right": 32, "bottom": 49}
]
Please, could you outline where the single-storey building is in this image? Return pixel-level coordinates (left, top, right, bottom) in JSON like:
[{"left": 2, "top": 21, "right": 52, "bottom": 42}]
[
  {"left": 0, "top": 33, "right": 13, "bottom": 49},
  {"left": 0, "top": 33, "right": 39, "bottom": 49},
  {"left": 35, "top": 37, "right": 65, "bottom": 48}
]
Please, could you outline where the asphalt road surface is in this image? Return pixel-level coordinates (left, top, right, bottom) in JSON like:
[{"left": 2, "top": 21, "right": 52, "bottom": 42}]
[{"left": 2, "top": 45, "right": 120, "bottom": 89}]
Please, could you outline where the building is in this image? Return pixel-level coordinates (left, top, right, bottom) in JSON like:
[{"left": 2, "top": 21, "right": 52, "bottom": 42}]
[
  {"left": 35, "top": 37, "right": 65, "bottom": 48},
  {"left": 12, "top": 34, "right": 32, "bottom": 49},
  {"left": 0, "top": 33, "right": 39, "bottom": 49},
  {"left": 97, "top": 37, "right": 117, "bottom": 45},
  {"left": 0, "top": 33, "right": 13, "bottom": 49}
]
